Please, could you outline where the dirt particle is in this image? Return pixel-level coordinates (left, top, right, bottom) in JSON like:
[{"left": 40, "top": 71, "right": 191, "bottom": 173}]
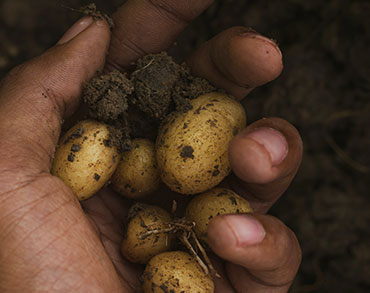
[
  {"left": 194, "top": 106, "right": 202, "bottom": 114},
  {"left": 159, "top": 284, "right": 169, "bottom": 292},
  {"left": 207, "top": 118, "right": 217, "bottom": 127},
  {"left": 70, "top": 144, "right": 81, "bottom": 152},
  {"left": 79, "top": 3, "right": 114, "bottom": 29},
  {"left": 67, "top": 153, "right": 75, "bottom": 162},
  {"left": 173, "top": 179, "right": 182, "bottom": 191},
  {"left": 212, "top": 169, "right": 220, "bottom": 176},
  {"left": 64, "top": 127, "right": 84, "bottom": 144},
  {"left": 229, "top": 196, "right": 237, "bottom": 205},
  {"left": 180, "top": 145, "right": 194, "bottom": 160},
  {"left": 93, "top": 173, "right": 100, "bottom": 181},
  {"left": 140, "top": 219, "right": 147, "bottom": 228},
  {"left": 217, "top": 190, "right": 228, "bottom": 197}
]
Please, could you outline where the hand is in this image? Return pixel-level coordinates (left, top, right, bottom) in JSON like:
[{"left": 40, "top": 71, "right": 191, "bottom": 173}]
[{"left": 0, "top": 1, "right": 302, "bottom": 292}]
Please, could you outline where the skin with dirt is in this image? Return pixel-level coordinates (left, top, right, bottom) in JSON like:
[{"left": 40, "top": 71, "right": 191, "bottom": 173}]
[{"left": 1, "top": 1, "right": 369, "bottom": 292}]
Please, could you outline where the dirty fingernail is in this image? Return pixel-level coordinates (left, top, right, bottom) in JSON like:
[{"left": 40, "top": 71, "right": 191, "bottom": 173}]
[
  {"left": 251, "top": 34, "right": 282, "bottom": 57},
  {"left": 223, "top": 214, "right": 265, "bottom": 246},
  {"left": 246, "top": 127, "right": 288, "bottom": 166},
  {"left": 58, "top": 16, "right": 94, "bottom": 45}
]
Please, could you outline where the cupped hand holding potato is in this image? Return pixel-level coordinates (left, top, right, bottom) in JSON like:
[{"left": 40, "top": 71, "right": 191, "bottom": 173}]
[{"left": 0, "top": 1, "right": 302, "bottom": 292}]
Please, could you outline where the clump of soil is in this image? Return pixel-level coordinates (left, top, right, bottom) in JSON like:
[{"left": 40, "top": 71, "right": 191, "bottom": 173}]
[
  {"left": 79, "top": 3, "right": 114, "bottom": 29},
  {"left": 84, "top": 70, "right": 132, "bottom": 123},
  {"left": 82, "top": 52, "right": 215, "bottom": 151},
  {"left": 131, "top": 53, "right": 180, "bottom": 120},
  {"left": 131, "top": 52, "right": 215, "bottom": 119}
]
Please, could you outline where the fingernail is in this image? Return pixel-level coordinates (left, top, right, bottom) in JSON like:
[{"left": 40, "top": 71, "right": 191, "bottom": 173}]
[
  {"left": 252, "top": 35, "right": 282, "bottom": 57},
  {"left": 237, "top": 28, "right": 282, "bottom": 58},
  {"left": 246, "top": 127, "right": 288, "bottom": 166},
  {"left": 224, "top": 214, "right": 266, "bottom": 246},
  {"left": 58, "top": 16, "right": 94, "bottom": 45}
]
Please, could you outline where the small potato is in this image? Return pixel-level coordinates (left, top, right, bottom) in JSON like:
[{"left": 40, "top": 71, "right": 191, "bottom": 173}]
[
  {"left": 185, "top": 187, "right": 253, "bottom": 243},
  {"left": 156, "top": 92, "right": 246, "bottom": 195},
  {"left": 51, "top": 120, "right": 120, "bottom": 201},
  {"left": 142, "top": 251, "right": 214, "bottom": 293},
  {"left": 121, "top": 204, "right": 174, "bottom": 264},
  {"left": 111, "top": 138, "right": 160, "bottom": 199}
]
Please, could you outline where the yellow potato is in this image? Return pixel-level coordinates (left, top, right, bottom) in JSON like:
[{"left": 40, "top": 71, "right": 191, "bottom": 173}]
[
  {"left": 185, "top": 187, "right": 253, "bottom": 243},
  {"left": 51, "top": 120, "right": 120, "bottom": 200},
  {"left": 156, "top": 92, "right": 246, "bottom": 194},
  {"left": 142, "top": 251, "right": 214, "bottom": 293},
  {"left": 111, "top": 138, "right": 160, "bottom": 199},
  {"left": 121, "top": 204, "right": 174, "bottom": 264}
]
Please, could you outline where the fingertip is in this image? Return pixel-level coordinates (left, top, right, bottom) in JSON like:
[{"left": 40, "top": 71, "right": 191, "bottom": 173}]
[
  {"left": 212, "top": 27, "right": 283, "bottom": 88},
  {"left": 57, "top": 17, "right": 94, "bottom": 45},
  {"left": 208, "top": 214, "right": 301, "bottom": 288},
  {"left": 186, "top": 26, "right": 283, "bottom": 100},
  {"left": 229, "top": 118, "right": 302, "bottom": 187},
  {"left": 232, "top": 32, "right": 283, "bottom": 86},
  {"left": 207, "top": 214, "right": 266, "bottom": 252},
  {"left": 229, "top": 127, "right": 287, "bottom": 184}
]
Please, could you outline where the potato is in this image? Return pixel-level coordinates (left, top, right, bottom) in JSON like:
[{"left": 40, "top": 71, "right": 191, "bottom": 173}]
[
  {"left": 111, "top": 138, "right": 160, "bottom": 199},
  {"left": 142, "top": 251, "right": 214, "bottom": 293},
  {"left": 51, "top": 120, "right": 120, "bottom": 200},
  {"left": 156, "top": 92, "right": 246, "bottom": 194},
  {"left": 121, "top": 204, "right": 174, "bottom": 264},
  {"left": 185, "top": 187, "right": 253, "bottom": 243}
]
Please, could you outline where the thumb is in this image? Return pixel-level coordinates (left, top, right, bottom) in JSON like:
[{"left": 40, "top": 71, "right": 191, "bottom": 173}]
[
  {"left": 0, "top": 16, "right": 110, "bottom": 174},
  {"left": 207, "top": 214, "right": 301, "bottom": 292}
]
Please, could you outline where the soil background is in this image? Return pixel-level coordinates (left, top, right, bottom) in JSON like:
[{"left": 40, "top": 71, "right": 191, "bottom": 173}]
[{"left": 0, "top": 0, "right": 369, "bottom": 292}]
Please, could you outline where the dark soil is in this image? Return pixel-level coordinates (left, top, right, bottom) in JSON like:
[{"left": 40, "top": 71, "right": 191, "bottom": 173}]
[
  {"left": 82, "top": 52, "right": 214, "bottom": 149},
  {"left": 130, "top": 52, "right": 214, "bottom": 120},
  {"left": 1, "top": 0, "right": 369, "bottom": 292},
  {"left": 83, "top": 70, "right": 132, "bottom": 124}
]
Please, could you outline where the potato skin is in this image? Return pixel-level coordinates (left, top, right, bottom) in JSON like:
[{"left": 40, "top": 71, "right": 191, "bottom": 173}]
[
  {"left": 185, "top": 187, "right": 253, "bottom": 243},
  {"left": 51, "top": 120, "right": 120, "bottom": 201},
  {"left": 121, "top": 204, "right": 174, "bottom": 264},
  {"left": 143, "top": 251, "right": 214, "bottom": 293},
  {"left": 111, "top": 138, "right": 160, "bottom": 199},
  {"left": 156, "top": 92, "right": 246, "bottom": 195}
]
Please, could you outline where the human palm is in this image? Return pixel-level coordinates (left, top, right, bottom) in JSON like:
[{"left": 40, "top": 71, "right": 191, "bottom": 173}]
[{"left": 0, "top": 1, "right": 302, "bottom": 292}]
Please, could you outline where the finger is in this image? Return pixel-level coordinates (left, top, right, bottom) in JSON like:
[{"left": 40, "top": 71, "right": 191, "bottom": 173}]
[
  {"left": 0, "top": 17, "right": 111, "bottom": 174},
  {"left": 186, "top": 27, "right": 283, "bottom": 100},
  {"left": 228, "top": 117, "right": 303, "bottom": 212},
  {"left": 106, "top": 0, "right": 213, "bottom": 71},
  {"left": 208, "top": 214, "right": 301, "bottom": 293}
]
